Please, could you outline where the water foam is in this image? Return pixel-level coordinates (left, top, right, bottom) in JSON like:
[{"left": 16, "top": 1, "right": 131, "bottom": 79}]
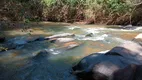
[
  {"left": 75, "top": 34, "right": 108, "bottom": 41},
  {"left": 45, "top": 48, "right": 61, "bottom": 55},
  {"left": 66, "top": 26, "right": 81, "bottom": 30},
  {"left": 83, "top": 28, "right": 100, "bottom": 34}
]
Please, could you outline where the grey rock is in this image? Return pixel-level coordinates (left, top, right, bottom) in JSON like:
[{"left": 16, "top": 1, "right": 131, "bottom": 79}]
[
  {"left": 106, "top": 41, "right": 142, "bottom": 63},
  {"left": 46, "top": 33, "right": 74, "bottom": 39},
  {"left": 72, "top": 41, "right": 142, "bottom": 80}
]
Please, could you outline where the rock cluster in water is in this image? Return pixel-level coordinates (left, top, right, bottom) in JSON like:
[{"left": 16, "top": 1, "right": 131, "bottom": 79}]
[{"left": 0, "top": 33, "right": 78, "bottom": 51}]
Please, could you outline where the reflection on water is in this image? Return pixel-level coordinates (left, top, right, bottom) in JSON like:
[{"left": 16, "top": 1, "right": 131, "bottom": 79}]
[{"left": 0, "top": 23, "right": 142, "bottom": 80}]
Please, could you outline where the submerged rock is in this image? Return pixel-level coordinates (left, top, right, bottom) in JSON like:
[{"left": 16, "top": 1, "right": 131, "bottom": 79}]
[
  {"left": 46, "top": 33, "right": 75, "bottom": 39},
  {"left": 3, "top": 33, "right": 75, "bottom": 50},
  {"left": 13, "top": 40, "right": 27, "bottom": 45},
  {"left": 6, "top": 39, "right": 27, "bottom": 49},
  {"left": 119, "top": 25, "right": 134, "bottom": 30},
  {"left": 4, "top": 36, "right": 47, "bottom": 49},
  {"left": 54, "top": 38, "right": 75, "bottom": 43},
  {"left": 63, "top": 41, "right": 79, "bottom": 50},
  {"left": 46, "top": 41, "right": 80, "bottom": 55}
]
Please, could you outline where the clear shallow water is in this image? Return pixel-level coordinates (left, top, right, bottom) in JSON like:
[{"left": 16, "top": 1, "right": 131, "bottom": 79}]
[{"left": 0, "top": 23, "right": 142, "bottom": 80}]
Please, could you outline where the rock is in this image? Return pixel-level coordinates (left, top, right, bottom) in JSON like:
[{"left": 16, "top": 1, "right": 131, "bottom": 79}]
[
  {"left": 55, "top": 38, "right": 75, "bottom": 43},
  {"left": 113, "top": 64, "right": 142, "bottom": 80},
  {"left": 119, "top": 25, "right": 134, "bottom": 29},
  {"left": 135, "top": 33, "right": 142, "bottom": 39},
  {"left": 45, "top": 33, "right": 75, "bottom": 39},
  {"left": 92, "top": 62, "right": 120, "bottom": 80},
  {"left": 34, "top": 37, "right": 46, "bottom": 41},
  {"left": 63, "top": 42, "right": 79, "bottom": 49},
  {"left": 132, "top": 33, "right": 142, "bottom": 46},
  {"left": 134, "top": 65, "right": 142, "bottom": 80},
  {"left": 85, "top": 33, "right": 93, "bottom": 37},
  {"left": 5, "top": 36, "right": 46, "bottom": 49},
  {"left": 106, "top": 41, "right": 142, "bottom": 63},
  {"left": 7, "top": 37, "right": 28, "bottom": 45},
  {"left": 113, "top": 64, "right": 136, "bottom": 80},
  {"left": 49, "top": 38, "right": 74, "bottom": 43},
  {"left": 46, "top": 41, "right": 80, "bottom": 55},
  {"left": 72, "top": 54, "right": 126, "bottom": 80},
  {"left": 6, "top": 39, "right": 27, "bottom": 49},
  {"left": 72, "top": 53, "right": 142, "bottom": 80},
  {"left": 0, "top": 37, "right": 5, "bottom": 43},
  {"left": 49, "top": 38, "right": 57, "bottom": 43},
  {"left": 13, "top": 40, "right": 27, "bottom": 45},
  {"left": 67, "top": 44, "right": 79, "bottom": 50},
  {"left": 32, "top": 50, "right": 49, "bottom": 62},
  {"left": 72, "top": 41, "right": 142, "bottom": 80}
]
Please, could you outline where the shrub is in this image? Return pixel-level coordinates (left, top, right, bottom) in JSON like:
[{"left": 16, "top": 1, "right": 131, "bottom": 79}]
[{"left": 0, "top": 0, "right": 135, "bottom": 25}]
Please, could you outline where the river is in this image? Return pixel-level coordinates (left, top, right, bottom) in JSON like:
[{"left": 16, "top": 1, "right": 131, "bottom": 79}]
[{"left": 0, "top": 22, "right": 142, "bottom": 80}]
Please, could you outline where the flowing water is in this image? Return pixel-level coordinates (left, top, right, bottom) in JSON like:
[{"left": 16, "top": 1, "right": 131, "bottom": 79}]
[{"left": 0, "top": 22, "right": 142, "bottom": 80}]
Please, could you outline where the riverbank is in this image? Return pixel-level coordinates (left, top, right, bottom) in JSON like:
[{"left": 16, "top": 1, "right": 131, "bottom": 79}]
[
  {"left": 1, "top": 0, "right": 142, "bottom": 25},
  {"left": 1, "top": 21, "right": 142, "bottom": 32}
]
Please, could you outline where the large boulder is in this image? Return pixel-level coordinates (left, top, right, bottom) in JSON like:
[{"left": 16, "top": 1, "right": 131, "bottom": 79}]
[
  {"left": 106, "top": 41, "right": 142, "bottom": 63},
  {"left": 72, "top": 54, "right": 132, "bottom": 80},
  {"left": 113, "top": 64, "right": 142, "bottom": 80},
  {"left": 72, "top": 41, "right": 142, "bottom": 80}
]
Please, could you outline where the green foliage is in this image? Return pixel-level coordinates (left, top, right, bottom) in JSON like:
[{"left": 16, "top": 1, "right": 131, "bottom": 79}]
[
  {"left": 42, "top": 0, "right": 56, "bottom": 7},
  {"left": 106, "top": 0, "right": 131, "bottom": 13},
  {"left": 0, "top": 0, "right": 134, "bottom": 24},
  {"left": 83, "top": 0, "right": 131, "bottom": 13}
]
